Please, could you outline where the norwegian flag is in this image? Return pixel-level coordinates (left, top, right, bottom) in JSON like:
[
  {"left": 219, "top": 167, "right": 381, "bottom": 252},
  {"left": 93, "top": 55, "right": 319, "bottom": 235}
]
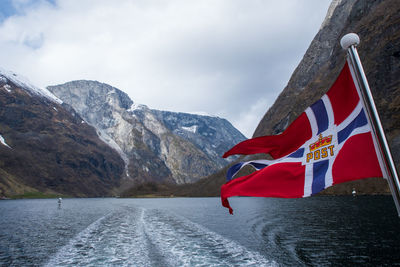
[{"left": 221, "top": 61, "right": 387, "bottom": 214}]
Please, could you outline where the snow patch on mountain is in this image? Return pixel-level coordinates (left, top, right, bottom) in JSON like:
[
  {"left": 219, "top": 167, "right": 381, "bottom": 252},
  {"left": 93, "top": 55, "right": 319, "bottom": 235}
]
[
  {"left": 2, "top": 84, "right": 12, "bottom": 92},
  {"left": 181, "top": 125, "right": 198, "bottom": 133},
  {"left": 187, "top": 111, "right": 219, "bottom": 118},
  {"left": 0, "top": 67, "right": 62, "bottom": 104},
  {"left": 127, "top": 102, "right": 148, "bottom": 112},
  {"left": 0, "top": 134, "right": 11, "bottom": 149}
]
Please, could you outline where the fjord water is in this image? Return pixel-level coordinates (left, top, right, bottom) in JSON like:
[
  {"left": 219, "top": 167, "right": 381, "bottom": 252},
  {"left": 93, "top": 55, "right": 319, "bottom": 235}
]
[{"left": 0, "top": 196, "right": 399, "bottom": 266}]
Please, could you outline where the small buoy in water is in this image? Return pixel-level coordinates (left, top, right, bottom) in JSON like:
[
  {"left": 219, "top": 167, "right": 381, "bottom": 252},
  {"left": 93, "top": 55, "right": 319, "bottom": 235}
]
[
  {"left": 352, "top": 188, "right": 356, "bottom": 196},
  {"left": 58, "top": 197, "right": 62, "bottom": 208}
]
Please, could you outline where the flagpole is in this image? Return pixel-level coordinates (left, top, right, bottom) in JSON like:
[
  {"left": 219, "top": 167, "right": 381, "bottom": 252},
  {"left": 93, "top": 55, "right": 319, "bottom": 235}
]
[{"left": 340, "top": 33, "right": 400, "bottom": 216}]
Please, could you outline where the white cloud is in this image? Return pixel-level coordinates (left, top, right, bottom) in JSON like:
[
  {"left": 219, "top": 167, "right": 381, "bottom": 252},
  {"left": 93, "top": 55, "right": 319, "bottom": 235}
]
[{"left": 0, "top": 0, "right": 331, "bottom": 138}]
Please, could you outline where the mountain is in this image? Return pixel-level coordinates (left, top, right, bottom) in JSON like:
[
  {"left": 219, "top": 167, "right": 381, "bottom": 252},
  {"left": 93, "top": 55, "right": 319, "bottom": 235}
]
[
  {"left": 0, "top": 69, "right": 125, "bottom": 198},
  {"left": 47, "top": 81, "right": 246, "bottom": 186},
  {"left": 152, "top": 109, "right": 244, "bottom": 168},
  {"left": 0, "top": 71, "right": 245, "bottom": 198},
  {"left": 172, "top": 0, "right": 399, "bottom": 197}
]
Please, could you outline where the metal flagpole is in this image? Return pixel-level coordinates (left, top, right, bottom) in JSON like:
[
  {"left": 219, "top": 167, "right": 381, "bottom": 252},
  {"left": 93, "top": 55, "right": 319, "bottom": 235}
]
[{"left": 340, "top": 33, "right": 400, "bottom": 216}]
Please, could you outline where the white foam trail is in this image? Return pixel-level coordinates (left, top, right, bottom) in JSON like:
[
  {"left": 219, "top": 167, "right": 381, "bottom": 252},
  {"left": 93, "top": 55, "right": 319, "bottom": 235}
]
[
  {"left": 45, "top": 207, "right": 151, "bottom": 267},
  {"left": 44, "top": 213, "right": 110, "bottom": 266},
  {"left": 45, "top": 206, "right": 277, "bottom": 267},
  {"left": 142, "top": 209, "right": 278, "bottom": 267}
]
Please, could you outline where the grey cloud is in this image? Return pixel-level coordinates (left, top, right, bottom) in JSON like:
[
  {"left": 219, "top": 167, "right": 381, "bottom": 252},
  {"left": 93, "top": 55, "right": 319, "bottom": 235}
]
[{"left": 0, "top": 0, "right": 332, "bottom": 138}]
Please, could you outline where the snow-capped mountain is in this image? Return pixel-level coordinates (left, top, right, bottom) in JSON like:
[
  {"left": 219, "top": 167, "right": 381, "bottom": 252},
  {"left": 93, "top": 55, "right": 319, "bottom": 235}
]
[
  {"left": 47, "top": 80, "right": 246, "bottom": 185},
  {"left": 0, "top": 67, "right": 62, "bottom": 104},
  {"left": 0, "top": 70, "right": 125, "bottom": 198}
]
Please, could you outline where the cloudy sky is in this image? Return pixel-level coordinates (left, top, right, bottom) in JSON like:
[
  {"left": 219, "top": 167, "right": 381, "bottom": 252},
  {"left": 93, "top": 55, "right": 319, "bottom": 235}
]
[{"left": 0, "top": 0, "right": 332, "bottom": 137}]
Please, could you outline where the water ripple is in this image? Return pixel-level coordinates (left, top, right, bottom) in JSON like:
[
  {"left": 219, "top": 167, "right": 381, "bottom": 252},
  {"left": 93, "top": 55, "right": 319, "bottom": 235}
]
[{"left": 45, "top": 206, "right": 276, "bottom": 267}]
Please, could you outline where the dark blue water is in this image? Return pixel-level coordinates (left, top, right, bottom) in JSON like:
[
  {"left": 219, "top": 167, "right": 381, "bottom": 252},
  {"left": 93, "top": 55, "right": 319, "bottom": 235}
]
[{"left": 0, "top": 196, "right": 399, "bottom": 266}]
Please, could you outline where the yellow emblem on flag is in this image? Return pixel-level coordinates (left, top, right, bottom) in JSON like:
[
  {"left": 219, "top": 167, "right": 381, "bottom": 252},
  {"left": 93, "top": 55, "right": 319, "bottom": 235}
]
[{"left": 306, "top": 134, "right": 334, "bottom": 163}]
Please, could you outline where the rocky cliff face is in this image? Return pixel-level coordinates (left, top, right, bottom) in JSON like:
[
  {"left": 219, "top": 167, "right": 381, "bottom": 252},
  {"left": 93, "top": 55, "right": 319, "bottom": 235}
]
[
  {"left": 0, "top": 70, "right": 125, "bottom": 198},
  {"left": 152, "top": 110, "right": 244, "bottom": 167},
  {"left": 47, "top": 81, "right": 245, "bottom": 185}
]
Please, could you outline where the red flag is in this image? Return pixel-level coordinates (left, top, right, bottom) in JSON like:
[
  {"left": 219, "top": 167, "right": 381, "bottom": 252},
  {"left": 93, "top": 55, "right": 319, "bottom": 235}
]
[{"left": 221, "top": 62, "right": 385, "bottom": 214}]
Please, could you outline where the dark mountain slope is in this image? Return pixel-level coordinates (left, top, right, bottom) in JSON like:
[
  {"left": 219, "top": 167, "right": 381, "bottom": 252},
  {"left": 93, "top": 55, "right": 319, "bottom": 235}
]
[{"left": 0, "top": 72, "right": 125, "bottom": 198}]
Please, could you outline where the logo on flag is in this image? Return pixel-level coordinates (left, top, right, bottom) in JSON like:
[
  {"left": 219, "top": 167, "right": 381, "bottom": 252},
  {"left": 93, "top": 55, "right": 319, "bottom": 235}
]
[{"left": 221, "top": 62, "right": 386, "bottom": 214}]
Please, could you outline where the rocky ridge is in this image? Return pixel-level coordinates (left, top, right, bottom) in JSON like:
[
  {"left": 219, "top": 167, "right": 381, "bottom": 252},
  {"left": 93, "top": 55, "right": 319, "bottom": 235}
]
[{"left": 47, "top": 81, "right": 246, "bottom": 186}]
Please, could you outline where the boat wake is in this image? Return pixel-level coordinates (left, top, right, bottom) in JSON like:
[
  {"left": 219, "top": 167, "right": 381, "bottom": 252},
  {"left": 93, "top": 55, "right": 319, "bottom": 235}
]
[{"left": 45, "top": 205, "right": 276, "bottom": 267}]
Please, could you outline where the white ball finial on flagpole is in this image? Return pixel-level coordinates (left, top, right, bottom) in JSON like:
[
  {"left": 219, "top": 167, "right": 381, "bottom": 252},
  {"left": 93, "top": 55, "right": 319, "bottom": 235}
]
[{"left": 340, "top": 33, "right": 360, "bottom": 49}]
